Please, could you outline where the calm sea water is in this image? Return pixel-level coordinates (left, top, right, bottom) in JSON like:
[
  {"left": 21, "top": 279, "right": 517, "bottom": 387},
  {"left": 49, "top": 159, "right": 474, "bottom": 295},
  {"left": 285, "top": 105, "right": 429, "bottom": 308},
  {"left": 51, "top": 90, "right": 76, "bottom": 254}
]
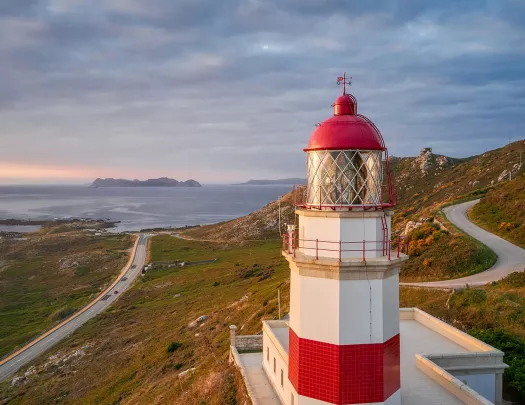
[{"left": 0, "top": 185, "right": 293, "bottom": 232}]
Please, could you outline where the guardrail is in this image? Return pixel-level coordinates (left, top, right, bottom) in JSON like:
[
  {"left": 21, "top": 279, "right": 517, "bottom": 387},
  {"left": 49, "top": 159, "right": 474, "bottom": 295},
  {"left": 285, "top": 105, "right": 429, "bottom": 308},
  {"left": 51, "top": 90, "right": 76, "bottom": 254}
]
[{"left": 282, "top": 232, "right": 406, "bottom": 262}]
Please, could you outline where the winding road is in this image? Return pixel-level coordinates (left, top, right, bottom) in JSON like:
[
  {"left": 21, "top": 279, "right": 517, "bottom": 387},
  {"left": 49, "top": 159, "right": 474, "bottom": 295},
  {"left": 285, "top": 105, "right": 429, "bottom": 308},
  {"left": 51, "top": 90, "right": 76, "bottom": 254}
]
[
  {"left": 0, "top": 233, "right": 149, "bottom": 382},
  {"left": 401, "top": 199, "right": 525, "bottom": 288}
]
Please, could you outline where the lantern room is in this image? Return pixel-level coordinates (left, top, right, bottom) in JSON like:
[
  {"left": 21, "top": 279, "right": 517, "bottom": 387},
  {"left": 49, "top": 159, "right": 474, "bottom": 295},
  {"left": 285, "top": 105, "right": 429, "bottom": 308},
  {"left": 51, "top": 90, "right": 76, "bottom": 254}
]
[{"left": 300, "top": 75, "right": 394, "bottom": 209}]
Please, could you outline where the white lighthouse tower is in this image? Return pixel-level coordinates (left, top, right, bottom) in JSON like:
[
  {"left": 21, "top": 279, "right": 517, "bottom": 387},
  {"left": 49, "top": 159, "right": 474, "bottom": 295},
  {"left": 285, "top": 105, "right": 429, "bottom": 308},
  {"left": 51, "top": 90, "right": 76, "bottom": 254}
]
[{"left": 284, "top": 74, "right": 408, "bottom": 405}]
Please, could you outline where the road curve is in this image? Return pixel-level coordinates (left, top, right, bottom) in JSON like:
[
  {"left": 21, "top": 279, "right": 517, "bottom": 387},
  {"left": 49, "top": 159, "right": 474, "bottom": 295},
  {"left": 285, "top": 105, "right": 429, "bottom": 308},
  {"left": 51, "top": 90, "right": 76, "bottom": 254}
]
[
  {"left": 0, "top": 233, "right": 149, "bottom": 382},
  {"left": 401, "top": 199, "right": 525, "bottom": 289}
]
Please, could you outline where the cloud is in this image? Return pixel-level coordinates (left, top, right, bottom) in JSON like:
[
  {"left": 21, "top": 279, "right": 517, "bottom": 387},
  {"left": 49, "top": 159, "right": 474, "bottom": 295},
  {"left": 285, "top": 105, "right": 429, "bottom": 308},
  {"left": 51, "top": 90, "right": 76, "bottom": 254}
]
[{"left": 0, "top": 0, "right": 524, "bottom": 183}]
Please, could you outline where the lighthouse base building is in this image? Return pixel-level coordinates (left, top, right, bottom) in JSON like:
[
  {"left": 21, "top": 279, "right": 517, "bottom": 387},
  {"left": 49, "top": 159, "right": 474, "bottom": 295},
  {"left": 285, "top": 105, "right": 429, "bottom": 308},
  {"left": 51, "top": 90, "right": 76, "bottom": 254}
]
[{"left": 229, "top": 79, "right": 507, "bottom": 405}]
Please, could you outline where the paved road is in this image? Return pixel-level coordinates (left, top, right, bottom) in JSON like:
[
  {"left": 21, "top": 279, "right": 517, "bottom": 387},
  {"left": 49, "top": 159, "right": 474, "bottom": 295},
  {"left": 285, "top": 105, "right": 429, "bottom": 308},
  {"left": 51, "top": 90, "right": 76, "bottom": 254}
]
[
  {"left": 401, "top": 199, "right": 525, "bottom": 288},
  {"left": 0, "top": 234, "right": 149, "bottom": 382}
]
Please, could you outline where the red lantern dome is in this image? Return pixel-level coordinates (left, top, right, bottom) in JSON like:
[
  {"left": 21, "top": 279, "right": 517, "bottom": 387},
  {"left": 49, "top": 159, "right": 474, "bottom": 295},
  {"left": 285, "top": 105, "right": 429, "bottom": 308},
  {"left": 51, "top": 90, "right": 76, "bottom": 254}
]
[
  {"left": 295, "top": 73, "right": 395, "bottom": 209},
  {"left": 305, "top": 115, "right": 385, "bottom": 152},
  {"left": 305, "top": 91, "right": 385, "bottom": 152}
]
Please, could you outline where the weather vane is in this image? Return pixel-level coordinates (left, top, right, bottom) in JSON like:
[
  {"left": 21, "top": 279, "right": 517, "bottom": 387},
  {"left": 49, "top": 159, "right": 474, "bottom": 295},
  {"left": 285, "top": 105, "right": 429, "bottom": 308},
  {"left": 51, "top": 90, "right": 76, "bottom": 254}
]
[{"left": 337, "top": 72, "right": 352, "bottom": 95}]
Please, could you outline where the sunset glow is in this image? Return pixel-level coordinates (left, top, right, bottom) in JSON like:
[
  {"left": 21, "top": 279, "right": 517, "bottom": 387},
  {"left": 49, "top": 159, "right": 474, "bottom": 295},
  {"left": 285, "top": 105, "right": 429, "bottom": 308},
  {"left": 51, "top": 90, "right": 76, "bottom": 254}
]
[{"left": 0, "top": 163, "right": 95, "bottom": 181}]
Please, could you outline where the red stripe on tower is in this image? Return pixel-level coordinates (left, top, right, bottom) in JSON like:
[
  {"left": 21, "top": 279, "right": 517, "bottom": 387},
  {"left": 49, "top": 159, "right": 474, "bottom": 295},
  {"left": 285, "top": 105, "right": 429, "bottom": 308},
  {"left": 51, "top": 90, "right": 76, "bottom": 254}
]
[{"left": 289, "top": 328, "right": 400, "bottom": 404}]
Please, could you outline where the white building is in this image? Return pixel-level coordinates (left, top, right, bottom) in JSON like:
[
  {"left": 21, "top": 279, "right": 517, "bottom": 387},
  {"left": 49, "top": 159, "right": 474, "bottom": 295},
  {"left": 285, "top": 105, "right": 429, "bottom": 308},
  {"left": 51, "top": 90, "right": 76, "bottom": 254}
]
[{"left": 231, "top": 76, "right": 508, "bottom": 405}]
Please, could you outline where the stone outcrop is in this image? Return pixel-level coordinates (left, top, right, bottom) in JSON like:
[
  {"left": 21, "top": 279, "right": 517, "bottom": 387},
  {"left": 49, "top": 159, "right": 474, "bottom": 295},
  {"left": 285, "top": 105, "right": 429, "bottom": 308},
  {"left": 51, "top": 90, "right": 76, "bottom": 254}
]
[
  {"left": 497, "top": 163, "right": 522, "bottom": 182},
  {"left": 411, "top": 148, "right": 454, "bottom": 176}
]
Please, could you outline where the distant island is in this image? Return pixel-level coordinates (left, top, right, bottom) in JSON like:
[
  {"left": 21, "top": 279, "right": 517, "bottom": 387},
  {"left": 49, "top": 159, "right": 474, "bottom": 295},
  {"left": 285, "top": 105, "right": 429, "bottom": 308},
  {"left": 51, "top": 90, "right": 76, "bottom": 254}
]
[
  {"left": 235, "top": 178, "right": 306, "bottom": 185},
  {"left": 91, "top": 177, "right": 202, "bottom": 187}
]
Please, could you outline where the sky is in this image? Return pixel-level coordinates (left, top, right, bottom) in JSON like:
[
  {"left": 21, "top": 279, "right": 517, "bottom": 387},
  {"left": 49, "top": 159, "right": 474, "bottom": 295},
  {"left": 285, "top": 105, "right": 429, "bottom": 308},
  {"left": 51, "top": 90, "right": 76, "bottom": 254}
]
[{"left": 0, "top": 0, "right": 524, "bottom": 184}]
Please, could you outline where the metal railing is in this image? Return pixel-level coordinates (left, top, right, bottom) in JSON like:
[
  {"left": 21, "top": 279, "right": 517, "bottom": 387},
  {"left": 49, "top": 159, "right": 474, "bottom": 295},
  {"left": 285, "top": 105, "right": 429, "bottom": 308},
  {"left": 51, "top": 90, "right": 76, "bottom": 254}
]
[
  {"left": 292, "top": 184, "right": 394, "bottom": 211},
  {"left": 282, "top": 232, "right": 407, "bottom": 262}
]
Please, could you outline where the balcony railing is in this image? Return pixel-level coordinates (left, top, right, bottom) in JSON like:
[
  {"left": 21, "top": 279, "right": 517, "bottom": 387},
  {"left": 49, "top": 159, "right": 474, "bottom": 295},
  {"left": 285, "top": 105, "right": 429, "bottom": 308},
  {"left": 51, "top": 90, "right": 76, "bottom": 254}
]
[{"left": 282, "top": 232, "right": 407, "bottom": 262}]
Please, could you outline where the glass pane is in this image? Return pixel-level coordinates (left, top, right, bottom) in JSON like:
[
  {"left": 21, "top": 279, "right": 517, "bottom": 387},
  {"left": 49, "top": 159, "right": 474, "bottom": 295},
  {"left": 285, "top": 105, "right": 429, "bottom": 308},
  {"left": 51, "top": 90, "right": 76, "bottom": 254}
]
[{"left": 306, "top": 150, "right": 384, "bottom": 206}]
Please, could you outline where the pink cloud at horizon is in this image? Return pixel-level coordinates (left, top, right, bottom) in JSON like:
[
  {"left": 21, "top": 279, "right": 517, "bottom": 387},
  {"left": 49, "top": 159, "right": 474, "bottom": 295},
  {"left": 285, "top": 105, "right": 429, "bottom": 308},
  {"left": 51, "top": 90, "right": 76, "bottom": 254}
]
[{"left": 0, "top": 163, "right": 248, "bottom": 184}]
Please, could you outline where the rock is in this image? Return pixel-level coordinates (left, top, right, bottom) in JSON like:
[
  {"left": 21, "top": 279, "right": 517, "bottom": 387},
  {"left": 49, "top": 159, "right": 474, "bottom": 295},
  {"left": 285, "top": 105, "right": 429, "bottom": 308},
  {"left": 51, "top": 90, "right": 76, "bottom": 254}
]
[
  {"left": 402, "top": 221, "right": 422, "bottom": 236},
  {"left": 179, "top": 367, "right": 196, "bottom": 379},
  {"left": 498, "top": 163, "right": 522, "bottom": 182},
  {"left": 411, "top": 148, "right": 454, "bottom": 176},
  {"left": 11, "top": 376, "right": 27, "bottom": 387},
  {"left": 24, "top": 366, "right": 36, "bottom": 377},
  {"left": 498, "top": 170, "right": 510, "bottom": 182},
  {"left": 189, "top": 315, "right": 208, "bottom": 327}
]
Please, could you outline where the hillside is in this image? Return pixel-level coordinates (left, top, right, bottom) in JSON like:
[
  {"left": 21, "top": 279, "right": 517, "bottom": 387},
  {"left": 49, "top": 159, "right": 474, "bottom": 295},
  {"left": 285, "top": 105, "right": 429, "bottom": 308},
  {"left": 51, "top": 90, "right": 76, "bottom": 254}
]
[
  {"left": 0, "top": 224, "right": 131, "bottom": 358},
  {"left": 391, "top": 142, "right": 524, "bottom": 231},
  {"left": 0, "top": 237, "right": 288, "bottom": 404},
  {"left": 235, "top": 178, "right": 306, "bottom": 185},
  {"left": 469, "top": 173, "right": 525, "bottom": 249},
  {"left": 3, "top": 237, "right": 525, "bottom": 403},
  {"left": 183, "top": 188, "right": 296, "bottom": 241}
]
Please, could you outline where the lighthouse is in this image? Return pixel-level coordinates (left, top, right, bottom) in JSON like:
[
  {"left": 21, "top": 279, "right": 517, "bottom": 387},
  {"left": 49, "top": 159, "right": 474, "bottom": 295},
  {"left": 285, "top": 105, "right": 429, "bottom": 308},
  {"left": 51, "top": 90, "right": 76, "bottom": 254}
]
[
  {"left": 232, "top": 75, "right": 508, "bottom": 405},
  {"left": 285, "top": 74, "right": 407, "bottom": 405}
]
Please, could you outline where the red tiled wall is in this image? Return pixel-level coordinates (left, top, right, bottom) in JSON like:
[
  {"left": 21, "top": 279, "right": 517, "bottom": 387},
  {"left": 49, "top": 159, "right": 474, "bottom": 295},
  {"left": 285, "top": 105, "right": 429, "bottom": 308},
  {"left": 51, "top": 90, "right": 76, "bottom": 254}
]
[
  {"left": 289, "top": 328, "right": 400, "bottom": 404},
  {"left": 383, "top": 334, "right": 400, "bottom": 399}
]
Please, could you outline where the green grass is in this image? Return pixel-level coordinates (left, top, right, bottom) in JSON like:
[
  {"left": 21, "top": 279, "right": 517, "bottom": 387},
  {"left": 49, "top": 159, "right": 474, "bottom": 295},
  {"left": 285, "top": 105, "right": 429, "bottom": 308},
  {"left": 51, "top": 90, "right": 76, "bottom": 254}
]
[
  {"left": 469, "top": 329, "right": 525, "bottom": 401},
  {"left": 469, "top": 174, "right": 525, "bottom": 249},
  {"left": 400, "top": 220, "right": 497, "bottom": 282},
  {"left": 0, "top": 236, "right": 287, "bottom": 405},
  {"left": 0, "top": 231, "right": 131, "bottom": 358}
]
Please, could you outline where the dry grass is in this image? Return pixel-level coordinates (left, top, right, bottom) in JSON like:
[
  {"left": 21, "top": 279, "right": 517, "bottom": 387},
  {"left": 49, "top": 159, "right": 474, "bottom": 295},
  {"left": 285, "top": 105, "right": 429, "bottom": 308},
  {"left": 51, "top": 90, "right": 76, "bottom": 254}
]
[
  {"left": 0, "top": 228, "right": 131, "bottom": 358},
  {"left": 469, "top": 173, "right": 525, "bottom": 249},
  {"left": 0, "top": 236, "right": 290, "bottom": 405}
]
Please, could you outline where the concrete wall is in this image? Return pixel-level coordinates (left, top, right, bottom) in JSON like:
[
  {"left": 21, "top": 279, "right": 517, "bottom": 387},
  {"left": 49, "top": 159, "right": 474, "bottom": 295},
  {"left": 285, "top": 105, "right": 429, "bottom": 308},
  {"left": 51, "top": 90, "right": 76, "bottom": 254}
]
[
  {"left": 262, "top": 322, "right": 292, "bottom": 405},
  {"left": 235, "top": 335, "right": 263, "bottom": 351},
  {"left": 456, "top": 374, "right": 496, "bottom": 404},
  {"left": 402, "top": 308, "right": 507, "bottom": 405},
  {"left": 297, "top": 211, "right": 392, "bottom": 260}
]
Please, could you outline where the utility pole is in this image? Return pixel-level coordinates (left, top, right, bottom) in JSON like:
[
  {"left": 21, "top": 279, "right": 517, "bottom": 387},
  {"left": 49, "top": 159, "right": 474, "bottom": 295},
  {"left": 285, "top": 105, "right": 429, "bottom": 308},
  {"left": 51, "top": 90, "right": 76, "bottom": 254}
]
[{"left": 278, "top": 289, "right": 281, "bottom": 320}]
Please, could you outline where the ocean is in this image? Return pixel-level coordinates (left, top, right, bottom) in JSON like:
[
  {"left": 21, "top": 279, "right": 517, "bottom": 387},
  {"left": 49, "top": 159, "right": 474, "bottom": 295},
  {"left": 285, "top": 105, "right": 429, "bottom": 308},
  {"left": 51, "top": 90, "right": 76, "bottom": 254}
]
[{"left": 0, "top": 185, "right": 293, "bottom": 232}]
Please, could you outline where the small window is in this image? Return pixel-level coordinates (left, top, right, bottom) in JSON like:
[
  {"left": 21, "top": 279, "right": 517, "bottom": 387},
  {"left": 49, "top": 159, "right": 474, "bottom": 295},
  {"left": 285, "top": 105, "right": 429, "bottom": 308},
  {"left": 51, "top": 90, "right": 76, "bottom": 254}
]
[
  {"left": 273, "top": 358, "right": 276, "bottom": 374},
  {"left": 267, "top": 347, "right": 269, "bottom": 362},
  {"left": 280, "top": 369, "right": 284, "bottom": 386}
]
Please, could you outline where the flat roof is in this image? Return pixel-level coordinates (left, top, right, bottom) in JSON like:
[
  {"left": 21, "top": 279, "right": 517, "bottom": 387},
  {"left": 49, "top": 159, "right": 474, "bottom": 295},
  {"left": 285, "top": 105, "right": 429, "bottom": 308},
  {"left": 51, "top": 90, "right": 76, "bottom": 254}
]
[
  {"left": 272, "top": 325, "right": 289, "bottom": 352},
  {"left": 237, "top": 309, "right": 503, "bottom": 405},
  {"left": 400, "top": 319, "right": 466, "bottom": 405}
]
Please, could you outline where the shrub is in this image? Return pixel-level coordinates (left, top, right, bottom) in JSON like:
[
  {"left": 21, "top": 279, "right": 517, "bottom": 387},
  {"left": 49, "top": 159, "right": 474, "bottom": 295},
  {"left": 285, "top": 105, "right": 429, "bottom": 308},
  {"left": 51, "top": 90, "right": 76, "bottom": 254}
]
[
  {"left": 49, "top": 307, "right": 77, "bottom": 322},
  {"left": 469, "top": 329, "right": 525, "bottom": 399},
  {"left": 423, "top": 258, "right": 433, "bottom": 267},
  {"left": 213, "top": 281, "right": 220, "bottom": 287},
  {"left": 75, "top": 267, "right": 89, "bottom": 276},
  {"left": 500, "top": 272, "right": 525, "bottom": 288},
  {"left": 167, "top": 342, "right": 183, "bottom": 353},
  {"left": 499, "top": 222, "right": 516, "bottom": 231}
]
